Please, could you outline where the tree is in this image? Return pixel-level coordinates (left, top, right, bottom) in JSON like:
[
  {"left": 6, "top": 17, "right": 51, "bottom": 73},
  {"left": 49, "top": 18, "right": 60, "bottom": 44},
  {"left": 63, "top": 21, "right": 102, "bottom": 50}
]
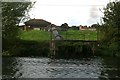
[
  {"left": 2, "top": 2, "right": 34, "bottom": 54},
  {"left": 61, "top": 23, "right": 69, "bottom": 40},
  {"left": 71, "top": 26, "right": 79, "bottom": 30},
  {"left": 91, "top": 24, "right": 99, "bottom": 28},
  {"left": 101, "top": 1, "right": 120, "bottom": 55},
  {"left": 61, "top": 23, "right": 69, "bottom": 31},
  {"left": 102, "top": 1, "right": 120, "bottom": 41},
  {"left": 2, "top": 2, "right": 34, "bottom": 41}
]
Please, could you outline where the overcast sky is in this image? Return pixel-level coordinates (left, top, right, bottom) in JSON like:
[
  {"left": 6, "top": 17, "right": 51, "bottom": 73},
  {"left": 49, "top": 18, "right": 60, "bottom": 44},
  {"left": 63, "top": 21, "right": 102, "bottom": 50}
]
[{"left": 28, "top": 0, "right": 114, "bottom": 26}]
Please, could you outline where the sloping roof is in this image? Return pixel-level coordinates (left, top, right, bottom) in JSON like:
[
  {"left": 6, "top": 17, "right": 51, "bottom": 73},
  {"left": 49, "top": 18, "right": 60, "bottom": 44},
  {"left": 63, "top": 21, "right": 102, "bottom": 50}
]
[{"left": 24, "top": 19, "right": 51, "bottom": 27}]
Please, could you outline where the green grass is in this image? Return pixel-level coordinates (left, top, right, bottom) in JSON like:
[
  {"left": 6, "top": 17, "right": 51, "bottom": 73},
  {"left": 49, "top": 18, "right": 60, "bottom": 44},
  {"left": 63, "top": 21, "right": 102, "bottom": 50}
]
[
  {"left": 19, "top": 30, "right": 97, "bottom": 41},
  {"left": 19, "top": 30, "right": 50, "bottom": 41},
  {"left": 60, "top": 30, "right": 97, "bottom": 40}
]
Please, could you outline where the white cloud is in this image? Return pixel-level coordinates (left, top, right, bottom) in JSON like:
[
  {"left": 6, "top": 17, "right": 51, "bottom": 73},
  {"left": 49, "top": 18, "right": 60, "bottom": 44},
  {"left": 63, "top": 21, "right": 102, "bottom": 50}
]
[{"left": 29, "top": 0, "right": 110, "bottom": 26}]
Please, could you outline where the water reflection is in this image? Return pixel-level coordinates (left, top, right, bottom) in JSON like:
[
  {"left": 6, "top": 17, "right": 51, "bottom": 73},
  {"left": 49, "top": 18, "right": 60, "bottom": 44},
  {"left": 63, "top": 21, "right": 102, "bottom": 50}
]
[
  {"left": 2, "top": 57, "right": 18, "bottom": 78},
  {"left": 99, "top": 57, "right": 120, "bottom": 79},
  {"left": 2, "top": 57, "right": 120, "bottom": 79}
]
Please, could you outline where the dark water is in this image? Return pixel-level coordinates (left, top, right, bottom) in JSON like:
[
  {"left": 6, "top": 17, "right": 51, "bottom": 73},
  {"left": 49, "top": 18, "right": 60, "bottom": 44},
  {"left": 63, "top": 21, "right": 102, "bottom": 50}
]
[{"left": 2, "top": 57, "right": 120, "bottom": 79}]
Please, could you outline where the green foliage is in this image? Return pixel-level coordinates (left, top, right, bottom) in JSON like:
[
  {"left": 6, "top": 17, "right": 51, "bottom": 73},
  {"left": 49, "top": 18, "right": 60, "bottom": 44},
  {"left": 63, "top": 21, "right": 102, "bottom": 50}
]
[
  {"left": 61, "top": 23, "right": 69, "bottom": 31},
  {"left": 99, "top": 1, "right": 120, "bottom": 56},
  {"left": 70, "top": 26, "right": 79, "bottom": 30},
  {"left": 55, "top": 41, "right": 95, "bottom": 59},
  {"left": 91, "top": 24, "right": 100, "bottom": 28},
  {"left": 2, "top": 2, "right": 34, "bottom": 54},
  {"left": 2, "top": 2, "right": 33, "bottom": 40},
  {"left": 2, "top": 40, "right": 49, "bottom": 57},
  {"left": 101, "top": 1, "right": 120, "bottom": 42}
]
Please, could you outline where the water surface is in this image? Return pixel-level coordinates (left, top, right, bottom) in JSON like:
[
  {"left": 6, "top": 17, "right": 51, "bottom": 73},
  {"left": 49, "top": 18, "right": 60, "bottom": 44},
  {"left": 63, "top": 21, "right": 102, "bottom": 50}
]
[{"left": 2, "top": 57, "right": 120, "bottom": 79}]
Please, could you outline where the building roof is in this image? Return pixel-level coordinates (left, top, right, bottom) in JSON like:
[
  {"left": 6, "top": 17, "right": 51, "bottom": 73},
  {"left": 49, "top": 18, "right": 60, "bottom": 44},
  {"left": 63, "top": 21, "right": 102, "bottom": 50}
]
[{"left": 24, "top": 19, "right": 51, "bottom": 27}]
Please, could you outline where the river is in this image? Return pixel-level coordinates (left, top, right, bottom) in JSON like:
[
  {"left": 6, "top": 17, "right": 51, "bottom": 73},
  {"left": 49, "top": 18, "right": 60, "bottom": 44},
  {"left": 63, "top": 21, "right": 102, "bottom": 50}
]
[{"left": 2, "top": 57, "right": 120, "bottom": 79}]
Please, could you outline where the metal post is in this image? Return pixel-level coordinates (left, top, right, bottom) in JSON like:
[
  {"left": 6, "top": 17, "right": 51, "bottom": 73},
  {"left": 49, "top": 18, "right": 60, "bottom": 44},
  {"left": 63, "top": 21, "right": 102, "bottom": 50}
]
[
  {"left": 84, "top": 30, "right": 85, "bottom": 40},
  {"left": 49, "top": 24, "right": 56, "bottom": 58},
  {"left": 50, "top": 24, "right": 52, "bottom": 41},
  {"left": 97, "top": 27, "right": 98, "bottom": 41},
  {"left": 66, "top": 30, "right": 67, "bottom": 40}
]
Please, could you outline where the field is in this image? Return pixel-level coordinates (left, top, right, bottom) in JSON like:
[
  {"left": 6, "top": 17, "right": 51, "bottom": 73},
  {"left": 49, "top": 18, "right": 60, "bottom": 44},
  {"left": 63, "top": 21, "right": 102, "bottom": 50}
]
[
  {"left": 60, "top": 30, "right": 97, "bottom": 40},
  {"left": 19, "top": 30, "right": 50, "bottom": 41},
  {"left": 19, "top": 30, "right": 97, "bottom": 41}
]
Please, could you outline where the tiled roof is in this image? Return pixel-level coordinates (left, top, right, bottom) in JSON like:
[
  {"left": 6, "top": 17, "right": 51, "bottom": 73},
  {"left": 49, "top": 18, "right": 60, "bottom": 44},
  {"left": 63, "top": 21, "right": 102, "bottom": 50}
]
[{"left": 24, "top": 19, "right": 51, "bottom": 27}]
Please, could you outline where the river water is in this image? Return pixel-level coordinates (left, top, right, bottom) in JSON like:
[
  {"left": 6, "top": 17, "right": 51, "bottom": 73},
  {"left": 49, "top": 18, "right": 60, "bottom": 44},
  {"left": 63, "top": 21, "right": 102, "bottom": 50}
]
[{"left": 2, "top": 57, "right": 120, "bottom": 79}]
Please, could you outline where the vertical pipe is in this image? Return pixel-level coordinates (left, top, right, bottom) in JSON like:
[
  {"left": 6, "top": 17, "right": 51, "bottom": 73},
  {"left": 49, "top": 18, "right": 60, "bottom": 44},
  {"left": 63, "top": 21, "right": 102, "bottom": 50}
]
[
  {"left": 97, "top": 26, "right": 98, "bottom": 41},
  {"left": 50, "top": 24, "right": 53, "bottom": 57},
  {"left": 66, "top": 30, "right": 67, "bottom": 40},
  {"left": 49, "top": 24, "right": 56, "bottom": 58}
]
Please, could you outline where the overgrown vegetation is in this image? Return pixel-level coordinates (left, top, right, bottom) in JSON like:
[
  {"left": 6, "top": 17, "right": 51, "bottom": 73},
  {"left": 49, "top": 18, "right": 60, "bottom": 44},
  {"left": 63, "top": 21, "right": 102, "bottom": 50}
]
[
  {"left": 2, "top": 2, "right": 33, "bottom": 41},
  {"left": 3, "top": 39, "right": 49, "bottom": 57},
  {"left": 2, "top": 2, "right": 35, "bottom": 55},
  {"left": 3, "top": 39, "right": 97, "bottom": 58},
  {"left": 98, "top": 1, "right": 120, "bottom": 57},
  {"left": 55, "top": 41, "right": 96, "bottom": 59}
]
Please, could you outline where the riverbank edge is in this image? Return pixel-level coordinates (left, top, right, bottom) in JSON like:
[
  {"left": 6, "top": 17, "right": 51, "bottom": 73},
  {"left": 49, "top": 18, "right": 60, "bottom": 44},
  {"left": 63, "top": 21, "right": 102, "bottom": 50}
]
[{"left": 2, "top": 40, "right": 120, "bottom": 58}]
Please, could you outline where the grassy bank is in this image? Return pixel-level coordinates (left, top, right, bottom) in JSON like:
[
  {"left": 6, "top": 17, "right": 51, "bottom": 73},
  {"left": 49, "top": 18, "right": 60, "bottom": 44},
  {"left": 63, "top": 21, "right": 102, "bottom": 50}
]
[
  {"left": 3, "top": 30, "right": 119, "bottom": 58},
  {"left": 54, "top": 41, "right": 96, "bottom": 59},
  {"left": 19, "top": 30, "right": 97, "bottom": 41},
  {"left": 2, "top": 39, "right": 50, "bottom": 57},
  {"left": 19, "top": 30, "right": 50, "bottom": 41},
  {"left": 60, "top": 30, "right": 97, "bottom": 40},
  {"left": 3, "top": 39, "right": 96, "bottom": 58},
  {"left": 3, "top": 39, "right": 120, "bottom": 58},
  {"left": 4, "top": 29, "right": 97, "bottom": 57}
]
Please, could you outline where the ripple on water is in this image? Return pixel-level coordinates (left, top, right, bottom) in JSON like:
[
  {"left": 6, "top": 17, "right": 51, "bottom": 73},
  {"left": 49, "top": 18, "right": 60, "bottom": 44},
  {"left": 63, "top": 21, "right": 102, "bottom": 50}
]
[{"left": 2, "top": 57, "right": 120, "bottom": 78}]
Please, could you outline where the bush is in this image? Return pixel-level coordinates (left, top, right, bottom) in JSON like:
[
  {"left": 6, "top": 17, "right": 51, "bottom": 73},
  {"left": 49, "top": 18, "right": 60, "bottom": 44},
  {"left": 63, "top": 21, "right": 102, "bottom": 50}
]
[
  {"left": 2, "top": 39, "right": 50, "bottom": 57},
  {"left": 55, "top": 41, "right": 94, "bottom": 59}
]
